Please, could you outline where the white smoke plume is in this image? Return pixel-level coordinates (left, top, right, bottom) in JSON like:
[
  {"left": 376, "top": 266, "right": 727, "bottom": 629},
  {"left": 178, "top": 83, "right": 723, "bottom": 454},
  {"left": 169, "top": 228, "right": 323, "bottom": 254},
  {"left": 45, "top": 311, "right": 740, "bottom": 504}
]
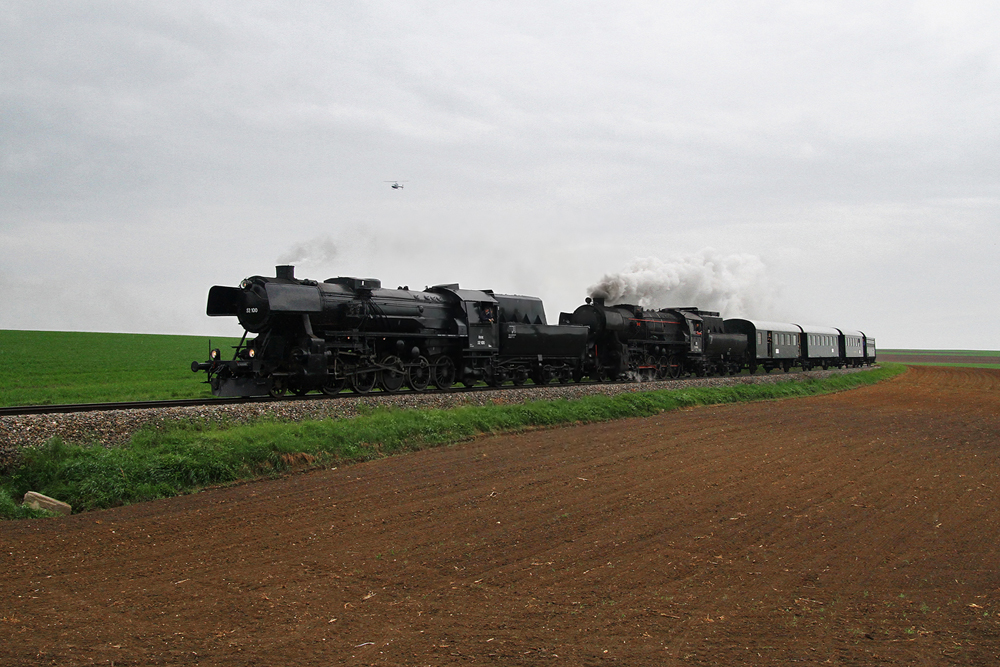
[
  {"left": 588, "top": 249, "right": 780, "bottom": 318},
  {"left": 277, "top": 235, "right": 339, "bottom": 266}
]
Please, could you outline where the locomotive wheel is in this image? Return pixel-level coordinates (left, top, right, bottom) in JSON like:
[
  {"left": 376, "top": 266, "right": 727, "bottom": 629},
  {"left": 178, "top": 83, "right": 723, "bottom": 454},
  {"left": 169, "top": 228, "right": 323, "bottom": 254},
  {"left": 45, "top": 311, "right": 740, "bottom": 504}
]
[
  {"left": 558, "top": 368, "right": 571, "bottom": 384},
  {"left": 321, "top": 375, "right": 346, "bottom": 395},
  {"left": 351, "top": 368, "right": 377, "bottom": 394},
  {"left": 511, "top": 367, "right": 528, "bottom": 386},
  {"left": 431, "top": 356, "right": 455, "bottom": 390},
  {"left": 406, "top": 356, "right": 430, "bottom": 392},
  {"left": 572, "top": 367, "right": 584, "bottom": 383},
  {"left": 485, "top": 363, "right": 504, "bottom": 387},
  {"left": 667, "top": 355, "right": 683, "bottom": 379},
  {"left": 378, "top": 355, "right": 405, "bottom": 392},
  {"left": 532, "top": 368, "right": 551, "bottom": 385},
  {"left": 642, "top": 355, "right": 656, "bottom": 382},
  {"left": 322, "top": 360, "right": 347, "bottom": 395},
  {"left": 269, "top": 379, "right": 287, "bottom": 398},
  {"left": 291, "top": 385, "right": 309, "bottom": 396}
]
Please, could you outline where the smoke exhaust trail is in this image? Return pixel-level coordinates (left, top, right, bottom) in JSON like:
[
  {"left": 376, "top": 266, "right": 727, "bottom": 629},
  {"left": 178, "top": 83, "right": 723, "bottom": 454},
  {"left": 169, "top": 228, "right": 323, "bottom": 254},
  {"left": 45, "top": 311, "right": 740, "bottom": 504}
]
[
  {"left": 588, "top": 249, "right": 779, "bottom": 318},
  {"left": 277, "top": 236, "right": 339, "bottom": 266}
]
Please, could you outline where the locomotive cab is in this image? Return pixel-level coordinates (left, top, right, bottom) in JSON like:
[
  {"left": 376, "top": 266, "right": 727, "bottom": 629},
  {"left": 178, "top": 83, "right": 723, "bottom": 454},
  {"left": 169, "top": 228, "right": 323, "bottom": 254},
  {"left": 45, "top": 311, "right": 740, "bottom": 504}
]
[{"left": 427, "top": 285, "right": 499, "bottom": 351}]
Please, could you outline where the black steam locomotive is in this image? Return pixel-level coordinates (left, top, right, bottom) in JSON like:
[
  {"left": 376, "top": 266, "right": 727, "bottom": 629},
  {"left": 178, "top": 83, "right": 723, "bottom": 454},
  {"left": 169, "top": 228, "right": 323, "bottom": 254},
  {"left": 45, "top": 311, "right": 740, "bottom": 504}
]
[
  {"left": 193, "top": 265, "right": 875, "bottom": 397},
  {"left": 565, "top": 299, "right": 748, "bottom": 380},
  {"left": 193, "top": 266, "right": 589, "bottom": 397}
]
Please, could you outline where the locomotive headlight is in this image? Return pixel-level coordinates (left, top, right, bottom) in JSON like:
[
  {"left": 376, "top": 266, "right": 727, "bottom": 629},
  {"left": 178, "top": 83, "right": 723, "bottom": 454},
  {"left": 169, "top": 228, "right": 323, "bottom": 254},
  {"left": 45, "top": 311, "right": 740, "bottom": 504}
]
[
  {"left": 210, "top": 348, "right": 221, "bottom": 361},
  {"left": 248, "top": 348, "right": 256, "bottom": 358}
]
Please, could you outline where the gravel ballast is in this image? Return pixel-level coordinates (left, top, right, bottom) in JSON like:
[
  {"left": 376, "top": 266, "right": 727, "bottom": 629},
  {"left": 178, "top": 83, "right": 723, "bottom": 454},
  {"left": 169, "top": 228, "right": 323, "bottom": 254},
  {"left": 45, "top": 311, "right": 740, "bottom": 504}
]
[{"left": 0, "top": 367, "right": 869, "bottom": 470}]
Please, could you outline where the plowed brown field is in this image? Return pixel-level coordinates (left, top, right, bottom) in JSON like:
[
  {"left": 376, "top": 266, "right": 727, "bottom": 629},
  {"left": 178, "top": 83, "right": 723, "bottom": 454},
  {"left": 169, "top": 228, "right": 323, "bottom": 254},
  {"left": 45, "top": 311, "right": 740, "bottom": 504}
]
[{"left": 3, "top": 366, "right": 1000, "bottom": 666}]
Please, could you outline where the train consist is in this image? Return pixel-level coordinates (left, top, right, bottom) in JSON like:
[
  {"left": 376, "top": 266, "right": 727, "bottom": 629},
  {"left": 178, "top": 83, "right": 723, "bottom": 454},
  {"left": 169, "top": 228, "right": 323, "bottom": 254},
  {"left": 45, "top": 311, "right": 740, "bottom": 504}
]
[{"left": 192, "top": 265, "right": 876, "bottom": 397}]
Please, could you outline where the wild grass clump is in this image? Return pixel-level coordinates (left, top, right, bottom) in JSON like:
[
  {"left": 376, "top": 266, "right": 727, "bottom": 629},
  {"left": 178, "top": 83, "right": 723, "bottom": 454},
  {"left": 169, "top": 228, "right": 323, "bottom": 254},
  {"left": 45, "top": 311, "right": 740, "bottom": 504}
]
[{"left": 0, "top": 364, "right": 905, "bottom": 518}]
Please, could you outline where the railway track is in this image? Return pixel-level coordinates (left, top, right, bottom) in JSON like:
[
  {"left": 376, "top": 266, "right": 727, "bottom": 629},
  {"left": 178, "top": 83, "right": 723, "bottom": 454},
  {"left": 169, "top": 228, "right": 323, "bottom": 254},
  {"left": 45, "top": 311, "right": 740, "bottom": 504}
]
[
  {"left": 0, "top": 396, "right": 273, "bottom": 417},
  {"left": 0, "top": 363, "right": 850, "bottom": 419},
  {"left": 0, "top": 378, "right": 635, "bottom": 417}
]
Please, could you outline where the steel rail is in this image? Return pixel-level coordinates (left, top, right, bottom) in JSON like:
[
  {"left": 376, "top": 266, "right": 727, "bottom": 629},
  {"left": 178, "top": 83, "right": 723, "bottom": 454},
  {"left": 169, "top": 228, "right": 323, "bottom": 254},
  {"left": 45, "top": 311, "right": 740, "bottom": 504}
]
[{"left": 0, "top": 379, "right": 622, "bottom": 417}]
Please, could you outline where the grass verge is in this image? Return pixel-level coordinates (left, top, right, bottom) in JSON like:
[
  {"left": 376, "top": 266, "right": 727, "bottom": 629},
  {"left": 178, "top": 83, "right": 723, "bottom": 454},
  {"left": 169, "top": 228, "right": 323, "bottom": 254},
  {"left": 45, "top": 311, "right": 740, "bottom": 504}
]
[{"left": 1, "top": 364, "right": 905, "bottom": 519}]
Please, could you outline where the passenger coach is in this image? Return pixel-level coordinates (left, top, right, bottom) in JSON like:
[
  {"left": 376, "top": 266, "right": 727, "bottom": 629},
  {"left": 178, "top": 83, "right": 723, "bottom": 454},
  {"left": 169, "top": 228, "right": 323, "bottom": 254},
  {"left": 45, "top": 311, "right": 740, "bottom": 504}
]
[{"left": 724, "top": 319, "right": 800, "bottom": 373}]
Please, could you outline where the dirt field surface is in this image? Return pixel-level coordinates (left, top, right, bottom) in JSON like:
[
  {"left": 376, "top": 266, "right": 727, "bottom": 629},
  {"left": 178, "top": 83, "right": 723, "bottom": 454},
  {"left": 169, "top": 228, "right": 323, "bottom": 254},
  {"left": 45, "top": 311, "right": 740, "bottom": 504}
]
[
  {"left": 878, "top": 354, "right": 1000, "bottom": 365},
  {"left": 3, "top": 366, "right": 1000, "bottom": 666}
]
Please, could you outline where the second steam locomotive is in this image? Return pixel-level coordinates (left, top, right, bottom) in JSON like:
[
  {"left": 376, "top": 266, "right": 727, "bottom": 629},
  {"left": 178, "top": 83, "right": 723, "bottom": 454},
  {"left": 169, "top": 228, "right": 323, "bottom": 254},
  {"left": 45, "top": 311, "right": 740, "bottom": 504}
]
[{"left": 193, "top": 265, "right": 875, "bottom": 397}]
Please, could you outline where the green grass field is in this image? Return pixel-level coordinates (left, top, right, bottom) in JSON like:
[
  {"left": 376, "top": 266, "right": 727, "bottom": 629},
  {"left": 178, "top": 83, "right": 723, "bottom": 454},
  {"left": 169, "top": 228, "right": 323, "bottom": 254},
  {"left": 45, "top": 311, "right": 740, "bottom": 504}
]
[
  {"left": 876, "top": 349, "right": 1000, "bottom": 369},
  {"left": 879, "top": 349, "right": 1000, "bottom": 356},
  {"left": 0, "top": 330, "right": 243, "bottom": 406}
]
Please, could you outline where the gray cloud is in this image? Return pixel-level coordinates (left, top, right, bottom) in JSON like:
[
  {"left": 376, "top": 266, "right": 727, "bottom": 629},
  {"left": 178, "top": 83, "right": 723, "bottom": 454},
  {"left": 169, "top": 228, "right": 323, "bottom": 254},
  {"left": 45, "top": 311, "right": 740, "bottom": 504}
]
[{"left": 1, "top": 2, "right": 999, "bottom": 347}]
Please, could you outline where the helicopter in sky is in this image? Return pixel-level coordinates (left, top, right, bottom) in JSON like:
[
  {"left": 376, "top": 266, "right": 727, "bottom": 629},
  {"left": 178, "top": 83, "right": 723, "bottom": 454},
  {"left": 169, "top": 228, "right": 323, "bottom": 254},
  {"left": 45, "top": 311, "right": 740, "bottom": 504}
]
[{"left": 385, "top": 180, "right": 408, "bottom": 189}]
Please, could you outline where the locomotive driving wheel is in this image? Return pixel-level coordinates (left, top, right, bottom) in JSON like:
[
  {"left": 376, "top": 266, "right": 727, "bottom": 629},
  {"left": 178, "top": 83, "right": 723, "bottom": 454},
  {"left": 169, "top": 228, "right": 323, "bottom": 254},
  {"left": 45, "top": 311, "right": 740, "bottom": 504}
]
[
  {"left": 322, "top": 376, "right": 345, "bottom": 395},
  {"left": 378, "top": 355, "right": 405, "bottom": 392},
  {"left": 406, "top": 356, "right": 430, "bottom": 392},
  {"left": 431, "top": 355, "right": 455, "bottom": 390},
  {"left": 322, "top": 359, "right": 346, "bottom": 395},
  {"left": 642, "top": 355, "right": 656, "bottom": 382},
  {"left": 351, "top": 366, "right": 377, "bottom": 394}
]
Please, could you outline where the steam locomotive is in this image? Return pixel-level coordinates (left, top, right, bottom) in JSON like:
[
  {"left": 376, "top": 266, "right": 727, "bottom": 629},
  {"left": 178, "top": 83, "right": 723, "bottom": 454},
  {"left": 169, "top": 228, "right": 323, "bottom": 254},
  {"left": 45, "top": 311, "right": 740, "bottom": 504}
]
[{"left": 192, "top": 265, "right": 875, "bottom": 397}]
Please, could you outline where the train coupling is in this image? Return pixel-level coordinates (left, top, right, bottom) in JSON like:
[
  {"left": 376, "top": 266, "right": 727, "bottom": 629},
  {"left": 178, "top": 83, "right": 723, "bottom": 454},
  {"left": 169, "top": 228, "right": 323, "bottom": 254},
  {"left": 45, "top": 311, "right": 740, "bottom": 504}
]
[{"left": 191, "top": 348, "right": 223, "bottom": 372}]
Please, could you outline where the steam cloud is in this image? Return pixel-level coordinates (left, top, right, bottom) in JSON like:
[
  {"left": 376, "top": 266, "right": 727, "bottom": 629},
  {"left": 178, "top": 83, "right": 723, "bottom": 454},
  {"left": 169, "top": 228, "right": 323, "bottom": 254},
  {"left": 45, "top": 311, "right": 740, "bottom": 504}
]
[
  {"left": 277, "top": 236, "right": 339, "bottom": 266},
  {"left": 588, "top": 250, "right": 779, "bottom": 318}
]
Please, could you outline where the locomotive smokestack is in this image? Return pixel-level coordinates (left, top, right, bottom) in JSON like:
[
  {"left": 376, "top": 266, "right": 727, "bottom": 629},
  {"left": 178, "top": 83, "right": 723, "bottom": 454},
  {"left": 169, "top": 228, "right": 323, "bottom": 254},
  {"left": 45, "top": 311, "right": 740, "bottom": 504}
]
[{"left": 276, "top": 265, "right": 295, "bottom": 280}]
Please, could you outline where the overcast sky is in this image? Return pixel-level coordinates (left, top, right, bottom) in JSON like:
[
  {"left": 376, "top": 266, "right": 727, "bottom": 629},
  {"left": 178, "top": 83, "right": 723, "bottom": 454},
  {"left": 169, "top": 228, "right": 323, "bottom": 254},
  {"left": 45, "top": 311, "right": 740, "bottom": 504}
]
[{"left": 2, "top": 1, "right": 998, "bottom": 349}]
